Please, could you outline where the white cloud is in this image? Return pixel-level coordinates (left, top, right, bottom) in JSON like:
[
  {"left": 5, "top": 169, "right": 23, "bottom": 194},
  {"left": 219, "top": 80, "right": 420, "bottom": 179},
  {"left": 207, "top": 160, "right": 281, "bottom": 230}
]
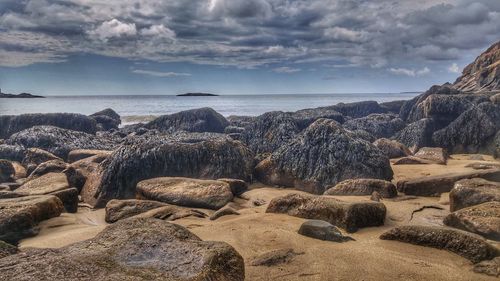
[
  {"left": 272, "top": 66, "right": 301, "bottom": 73},
  {"left": 131, "top": 69, "right": 191, "bottom": 77},
  {"left": 140, "top": 24, "right": 176, "bottom": 39},
  {"left": 389, "top": 66, "right": 430, "bottom": 77},
  {"left": 88, "top": 19, "right": 137, "bottom": 41},
  {"left": 324, "top": 27, "right": 369, "bottom": 43},
  {"left": 448, "top": 63, "right": 461, "bottom": 73}
]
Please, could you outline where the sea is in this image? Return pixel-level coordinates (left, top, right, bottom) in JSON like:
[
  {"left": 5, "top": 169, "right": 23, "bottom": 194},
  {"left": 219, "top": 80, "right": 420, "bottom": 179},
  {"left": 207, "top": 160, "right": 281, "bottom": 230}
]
[{"left": 0, "top": 93, "right": 419, "bottom": 125}]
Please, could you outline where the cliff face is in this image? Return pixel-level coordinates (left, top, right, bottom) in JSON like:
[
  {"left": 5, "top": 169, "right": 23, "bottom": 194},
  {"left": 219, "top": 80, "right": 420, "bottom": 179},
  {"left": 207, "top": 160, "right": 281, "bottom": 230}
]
[{"left": 453, "top": 41, "right": 500, "bottom": 92}]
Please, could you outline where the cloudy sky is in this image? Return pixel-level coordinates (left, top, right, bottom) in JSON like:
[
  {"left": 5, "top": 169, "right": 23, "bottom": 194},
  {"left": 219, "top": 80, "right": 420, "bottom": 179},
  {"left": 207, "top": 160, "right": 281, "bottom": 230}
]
[{"left": 0, "top": 0, "right": 499, "bottom": 95}]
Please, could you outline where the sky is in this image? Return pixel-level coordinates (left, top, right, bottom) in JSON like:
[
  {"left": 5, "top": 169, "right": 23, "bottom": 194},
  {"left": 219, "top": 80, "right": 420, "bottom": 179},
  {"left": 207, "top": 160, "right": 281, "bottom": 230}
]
[{"left": 0, "top": 0, "right": 499, "bottom": 95}]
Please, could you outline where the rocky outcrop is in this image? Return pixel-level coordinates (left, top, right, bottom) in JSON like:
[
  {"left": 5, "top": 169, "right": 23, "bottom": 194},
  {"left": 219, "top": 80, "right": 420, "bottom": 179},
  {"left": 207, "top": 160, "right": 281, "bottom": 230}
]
[
  {"left": 344, "top": 114, "right": 405, "bottom": 139},
  {"left": 449, "top": 178, "right": 500, "bottom": 212},
  {"left": 137, "top": 177, "right": 234, "bottom": 210},
  {"left": 453, "top": 41, "right": 500, "bottom": 92},
  {"left": 0, "top": 218, "right": 245, "bottom": 281},
  {"left": 146, "top": 107, "right": 229, "bottom": 133},
  {"left": 254, "top": 119, "right": 393, "bottom": 194},
  {"left": 266, "top": 193, "right": 386, "bottom": 233},
  {"left": 444, "top": 202, "right": 500, "bottom": 241},
  {"left": 298, "top": 220, "right": 354, "bottom": 242},
  {"left": 331, "top": 101, "right": 386, "bottom": 118},
  {"left": 380, "top": 225, "right": 499, "bottom": 263},
  {"left": 0, "top": 195, "right": 64, "bottom": 244},
  {"left": 373, "top": 138, "right": 411, "bottom": 159},
  {"left": 0, "top": 113, "right": 97, "bottom": 139},
  {"left": 394, "top": 118, "right": 436, "bottom": 153},
  {"left": 324, "top": 179, "right": 397, "bottom": 198},
  {"left": 90, "top": 108, "right": 121, "bottom": 131}
]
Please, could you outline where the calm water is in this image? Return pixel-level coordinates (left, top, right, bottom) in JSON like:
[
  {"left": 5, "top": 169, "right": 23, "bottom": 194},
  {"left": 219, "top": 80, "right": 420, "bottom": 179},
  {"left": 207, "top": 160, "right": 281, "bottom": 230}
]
[{"left": 0, "top": 93, "right": 418, "bottom": 125}]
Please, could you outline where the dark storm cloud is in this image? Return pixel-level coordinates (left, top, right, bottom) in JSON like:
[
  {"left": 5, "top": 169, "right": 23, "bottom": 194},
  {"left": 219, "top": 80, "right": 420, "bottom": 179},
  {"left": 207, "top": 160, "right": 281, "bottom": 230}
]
[{"left": 0, "top": 0, "right": 499, "bottom": 70}]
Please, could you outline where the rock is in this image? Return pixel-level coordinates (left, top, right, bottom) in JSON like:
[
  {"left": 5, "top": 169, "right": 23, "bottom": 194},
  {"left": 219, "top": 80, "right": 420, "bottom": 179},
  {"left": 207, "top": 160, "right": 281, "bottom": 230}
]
[
  {"left": 444, "top": 202, "right": 500, "bottom": 241},
  {"left": 392, "top": 156, "right": 436, "bottom": 165},
  {"left": 397, "top": 169, "right": 500, "bottom": 197},
  {"left": 146, "top": 107, "right": 229, "bottom": 133},
  {"left": 469, "top": 154, "right": 486, "bottom": 161},
  {"left": 217, "top": 178, "right": 248, "bottom": 196},
  {"left": 50, "top": 188, "right": 79, "bottom": 213},
  {"left": 292, "top": 107, "right": 345, "bottom": 129},
  {"left": 373, "top": 138, "right": 411, "bottom": 159},
  {"left": 453, "top": 41, "right": 500, "bottom": 92},
  {"left": 93, "top": 133, "right": 253, "bottom": 207},
  {"left": 331, "top": 101, "right": 386, "bottom": 118},
  {"left": 394, "top": 118, "right": 437, "bottom": 153},
  {"left": 8, "top": 126, "right": 118, "bottom": 160},
  {"left": 0, "top": 144, "right": 26, "bottom": 162},
  {"left": 344, "top": 113, "right": 405, "bottom": 139},
  {"left": 465, "top": 162, "right": 500, "bottom": 170},
  {"left": 254, "top": 119, "right": 393, "bottom": 194},
  {"left": 11, "top": 161, "right": 26, "bottom": 179},
  {"left": 250, "top": 248, "right": 303, "bottom": 266},
  {"left": 414, "top": 147, "right": 448, "bottom": 165},
  {"left": 137, "top": 177, "right": 234, "bottom": 210},
  {"left": 227, "top": 115, "right": 255, "bottom": 127},
  {"left": 298, "top": 220, "right": 354, "bottom": 242},
  {"left": 68, "top": 155, "right": 103, "bottom": 201},
  {"left": 0, "top": 159, "right": 15, "bottom": 182},
  {"left": 224, "top": 125, "right": 246, "bottom": 134},
  {"left": 131, "top": 206, "right": 207, "bottom": 221},
  {"left": 380, "top": 100, "right": 406, "bottom": 113},
  {"left": 266, "top": 193, "right": 386, "bottom": 233},
  {"left": 21, "top": 148, "right": 62, "bottom": 174},
  {"left": 0, "top": 113, "right": 97, "bottom": 139},
  {"left": 90, "top": 108, "right": 121, "bottom": 131},
  {"left": 67, "top": 149, "right": 112, "bottom": 163},
  {"left": 105, "top": 199, "right": 168, "bottom": 223},
  {"left": 16, "top": 173, "right": 69, "bottom": 195},
  {"left": 0, "top": 190, "right": 26, "bottom": 199},
  {"left": 0, "top": 195, "right": 64, "bottom": 244},
  {"left": 0, "top": 218, "right": 245, "bottom": 281},
  {"left": 28, "top": 159, "right": 68, "bottom": 179},
  {"left": 449, "top": 178, "right": 500, "bottom": 212},
  {"left": 491, "top": 93, "right": 500, "bottom": 104},
  {"left": 0, "top": 240, "right": 18, "bottom": 259},
  {"left": 473, "top": 257, "right": 500, "bottom": 277},
  {"left": 370, "top": 191, "right": 382, "bottom": 202},
  {"left": 210, "top": 206, "right": 240, "bottom": 220},
  {"left": 380, "top": 225, "right": 499, "bottom": 263},
  {"left": 324, "top": 179, "right": 397, "bottom": 198}
]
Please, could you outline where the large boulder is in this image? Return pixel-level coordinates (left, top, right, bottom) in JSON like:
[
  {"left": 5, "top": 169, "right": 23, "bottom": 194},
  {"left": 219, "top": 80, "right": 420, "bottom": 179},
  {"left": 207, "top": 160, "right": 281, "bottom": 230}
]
[
  {"left": 380, "top": 225, "right": 499, "bottom": 263},
  {"left": 28, "top": 159, "right": 68, "bottom": 179},
  {"left": 291, "top": 107, "right": 345, "bottom": 129},
  {"left": 414, "top": 147, "right": 448, "bottom": 165},
  {"left": 444, "top": 202, "right": 500, "bottom": 241},
  {"left": 137, "top": 177, "right": 234, "bottom": 210},
  {"left": 394, "top": 118, "right": 437, "bottom": 153},
  {"left": 0, "top": 159, "right": 15, "bottom": 182},
  {"left": 21, "top": 148, "right": 62, "bottom": 174},
  {"left": 145, "top": 107, "right": 229, "bottom": 133},
  {"left": 254, "top": 119, "right": 393, "bottom": 194},
  {"left": 344, "top": 114, "right": 405, "bottom": 139},
  {"left": 373, "top": 138, "right": 411, "bottom": 159},
  {"left": 0, "top": 218, "right": 245, "bottom": 281},
  {"left": 0, "top": 144, "right": 25, "bottom": 162},
  {"left": 105, "top": 199, "right": 169, "bottom": 223},
  {"left": 0, "top": 113, "right": 97, "bottom": 139},
  {"left": 330, "top": 101, "right": 386, "bottom": 118},
  {"left": 0, "top": 195, "right": 64, "bottom": 244},
  {"left": 449, "top": 178, "right": 500, "bottom": 212},
  {"left": 298, "top": 220, "right": 353, "bottom": 242},
  {"left": 90, "top": 108, "right": 121, "bottom": 131},
  {"left": 324, "top": 179, "right": 397, "bottom": 198},
  {"left": 266, "top": 193, "right": 386, "bottom": 233},
  {"left": 380, "top": 100, "right": 406, "bottom": 114}
]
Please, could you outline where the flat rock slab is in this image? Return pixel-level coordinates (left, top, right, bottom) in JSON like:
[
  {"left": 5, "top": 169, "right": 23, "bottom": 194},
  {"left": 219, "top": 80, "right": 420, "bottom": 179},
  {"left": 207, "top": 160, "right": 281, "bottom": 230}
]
[
  {"left": 0, "top": 218, "right": 245, "bottom": 281},
  {"left": 0, "top": 195, "right": 64, "bottom": 244},
  {"left": 266, "top": 193, "right": 386, "bottom": 233},
  {"left": 131, "top": 206, "right": 207, "bottom": 221},
  {"left": 298, "top": 220, "right": 354, "bottom": 242},
  {"left": 323, "top": 178, "right": 397, "bottom": 198},
  {"left": 16, "top": 172, "right": 69, "bottom": 195},
  {"left": 137, "top": 177, "right": 233, "bottom": 210},
  {"left": 444, "top": 202, "right": 500, "bottom": 241},
  {"left": 397, "top": 169, "right": 500, "bottom": 196},
  {"left": 414, "top": 147, "right": 448, "bottom": 164},
  {"left": 449, "top": 178, "right": 500, "bottom": 211},
  {"left": 105, "top": 199, "right": 169, "bottom": 223},
  {"left": 392, "top": 156, "right": 436, "bottom": 165},
  {"left": 28, "top": 160, "right": 68, "bottom": 179},
  {"left": 380, "top": 225, "right": 499, "bottom": 263},
  {"left": 67, "top": 149, "right": 112, "bottom": 163}
]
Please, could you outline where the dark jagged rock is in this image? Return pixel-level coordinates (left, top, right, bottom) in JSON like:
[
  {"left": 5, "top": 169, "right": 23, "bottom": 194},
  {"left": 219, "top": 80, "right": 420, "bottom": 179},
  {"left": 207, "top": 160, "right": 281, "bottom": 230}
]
[
  {"left": 0, "top": 144, "right": 26, "bottom": 162},
  {"left": 344, "top": 114, "right": 405, "bottom": 139},
  {"left": 7, "top": 126, "right": 119, "bottom": 160},
  {"left": 394, "top": 118, "right": 437, "bottom": 153},
  {"left": 324, "top": 179, "right": 397, "bottom": 198},
  {"left": 93, "top": 133, "right": 253, "bottom": 207},
  {"left": 473, "top": 257, "right": 500, "bottom": 277},
  {"left": 0, "top": 113, "right": 97, "bottom": 139},
  {"left": 349, "top": 129, "right": 377, "bottom": 143},
  {"left": 90, "top": 108, "right": 121, "bottom": 131},
  {"left": 105, "top": 199, "right": 169, "bottom": 223},
  {"left": 331, "top": 101, "right": 386, "bottom": 118},
  {"left": 28, "top": 159, "right": 68, "bottom": 179},
  {"left": 145, "top": 107, "right": 229, "bottom": 133},
  {"left": 254, "top": 119, "right": 393, "bottom": 194},
  {"left": 373, "top": 138, "right": 411, "bottom": 159},
  {"left": 380, "top": 100, "right": 406, "bottom": 114},
  {"left": 266, "top": 193, "right": 386, "bottom": 233},
  {"left": 291, "top": 107, "right": 345, "bottom": 129},
  {"left": 217, "top": 178, "right": 248, "bottom": 196},
  {"left": 0, "top": 195, "right": 64, "bottom": 244},
  {"left": 250, "top": 248, "right": 302, "bottom": 267},
  {"left": 380, "top": 225, "right": 499, "bottom": 263},
  {"left": 0, "top": 159, "right": 15, "bottom": 182},
  {"left": 49, "top": 188, "right": 78, "bottom": 213},
  {"left": 67, "top": 149, "right": 112, "bottom": 163},
  {"left": 227, "top": 115, "right": 255, "bottom": 127},
  {"left": 444, "top": 202, "right": 500, "bottom": 241},
  {"left": 0, "top": 240, "right": 18, "bottom": 259},
  {"left": 432, "top": 102, "right": 500, "bottom": 154},
  {"left": 298, "top": 220, "right": 354, "bottom": 242},
  {"left": 414, "top": 147, "right": 448, "bottom": 165},
  {"left": 449, "top": 178, "right": 500, "bottom": 212},
  {"left": 0, "top": 218, "right": 245, "bottom": 281}
]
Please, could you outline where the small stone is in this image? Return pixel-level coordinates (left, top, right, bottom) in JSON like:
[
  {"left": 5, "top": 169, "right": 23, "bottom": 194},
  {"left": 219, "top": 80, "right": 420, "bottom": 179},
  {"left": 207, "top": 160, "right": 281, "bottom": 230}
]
[
  {"left": 298, "top": 220, "right": 354, "bottom": 242},
  {"left": 210, "top": 206, "right": 240, "bottom": 220}
]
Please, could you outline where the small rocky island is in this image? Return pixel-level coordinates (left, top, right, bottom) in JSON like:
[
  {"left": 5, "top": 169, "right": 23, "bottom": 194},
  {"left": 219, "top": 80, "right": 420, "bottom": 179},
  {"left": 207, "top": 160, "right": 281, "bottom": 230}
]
[
  {"left": 177, "top": 92, "right": 218, "bottom": 96},
  {"left": 0, "top": 89, "right": 44, "bottom": 98}
]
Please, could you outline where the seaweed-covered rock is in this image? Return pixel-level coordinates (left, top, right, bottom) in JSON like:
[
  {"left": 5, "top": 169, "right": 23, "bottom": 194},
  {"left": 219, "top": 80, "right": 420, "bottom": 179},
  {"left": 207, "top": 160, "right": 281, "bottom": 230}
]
[
  {"left": 7, "top": 126, "right": 119, "bottom": 160},
  {"left": 380, "top": 100, "right": 406, "bottom": 113},
  {"left": 331, "top": 101, "right": 386, "bottom": 118},
  {"left": 254, "top": 119, "right": 393, "bottom": 194},
  {"left": 93, "top": 133, "right": 253, "bottom": 207},
  {"left": 449, "top": 178, "right": 500, "bottom": 212},
  {"left": 298, "top": 220, "right": 354, "bottom": 242},
  {"left": 0, "top": 159, "right": 15, "bottom": 182},
  {"left": 394, "top": 118, "right": 437, "bottom": 153},
  {"left": 105, "top": 199, "right": 169, "bottom": 223},
  {"left": 0, "top": 218, "right": 245, "bottom": 281},
  {"left": 0, "top": 113, "right": 97, "bottom": 139},
  {"left": 373, "top": 138, "right": 411, "bottom": 159},
  {"left": 473, "top": 257, "right": 500, "bottom": 277},
  {"left": 291, "top": 107, "right": 345, "bottom": 129},
  {"left": 266, "top": 193, "right": 386, "bottom": 233},
  {"left": 146, "top": 107, "right": 229, "bottom": 133},
  {"left": 344, "top": 114, "right": 405, "bottom": 139},
  {"left": 444, "top": 202, "right": 500, "bottom": 241},
  {"left": 324, "top": 179, "right": 397, "bottom": 198},
  {"left": 21, "top": 148, "right": 62, "bottom": 175},
  {"left": 0, "top": 144, "right": 26, "bottom": 162},
  {"left": 90, "top": 108, "right": 121, "bottom": 131},
  {"left": 380, "top": 225, "right": 499, "bottom": 263}
]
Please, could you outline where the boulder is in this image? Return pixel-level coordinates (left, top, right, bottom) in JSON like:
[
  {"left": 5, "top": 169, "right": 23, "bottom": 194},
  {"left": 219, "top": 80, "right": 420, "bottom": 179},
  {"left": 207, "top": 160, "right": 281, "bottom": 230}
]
[
  {"left": 227, "top": 115, "right": 255, "bottom": 127},
  {"left": 449, "top": 178, "right": 500, "bottom": 212},
  {"left": 210, "top": 206, "right": 240, "bottom": 220},
  {"left": 444, "top": 202, "right": 500, "bottom": 241},
  {"left": 0, "top": 159, "right": 15, "bottom": 182},
  {"left": 137, "top": 177, "right": 234, "bottom": 210},
  {"left": 291, "top": 107, "right": 345, "bottom": 129},
  {"left": 69, "top": 155, "right": 104, "bottom": 202},
  {"left": 0, "top": 144, "right": 26, "bottom": 162},
  {"left": 266, "top": 193, "right": 386, "bottom": 233},
  {"left": 50, "top": 188, "right": 79, "bottom": 213},
  {"left": 28, "top": 159, "right": 68, "bottom": 179},
  {"left": 298, "top": 220, "right": 354, "bottom": 242},
  {"left": 217, "top": 178, "right": 248, "bottom": 196},
  {"left": 397, "top": 169, "right": 500, "bottom": 197},
  {"left": 11, "top": 161, "right": 27, "bottom": 179},
  {"left": 254, "top": 119, "right": 393, "bottom": 194},
  {"left": 145, "top": 107, "right": 229, "bottom": 133},
  {"left": 0, "top": 195, "right": 64, "bottom": 244},
  {"left": 373, "top": 138, "right": 411, "bottom": 159},
  {"left": 0, "top": 218, "right": 245, "bottom": 281},
  {"left": 21, "top": 148, "right": 62, "bottom": 174},
  {"left": 380, "top": 100, "right": 406, "bottom": 113},
  {"left": 473, "top": 257, "right": 500, "bottom": 277},
  {"left": 90, "top": 108, "right": 121, "bottom": 131},
  {"left": 16, "top": 173, "right": 69, "bottom": 195},
  {"left": 392, "top": 156, "right": 436, "bottom": 165},
  {"left": 0, "top": 113, "right": 97, "bottom": 139},
  {"left": 394, "top": 118, "right": 437, "bottom": 153},
  {"left": 130, "top": 206, "right": 207, "bottom": 221},
  {"left": 380, "top": 225, "right": 499, "bottom": 263},
  {"left": 250, "top": 248, "right": 302, "bottom": 267},
  {"left": 67, "top": 149, "right": 112, "bottom": 163},
  {"left": 323, "top": 179, "right": 397, "bottom": 198},
  {"left": 105, "top": 199, "right": 168, "bottom": 223},
  {"left": 0, "top": 240, "right": 18, "bottom": 259},
  {"left": 414, "top": 147, "right": 448, "bottom": 165},
  {"left": 331, "top": 101, "right": 386, "bottom": 118},
  {"left": 344, "top": 114, "right": 405, "bottom": 139}
]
